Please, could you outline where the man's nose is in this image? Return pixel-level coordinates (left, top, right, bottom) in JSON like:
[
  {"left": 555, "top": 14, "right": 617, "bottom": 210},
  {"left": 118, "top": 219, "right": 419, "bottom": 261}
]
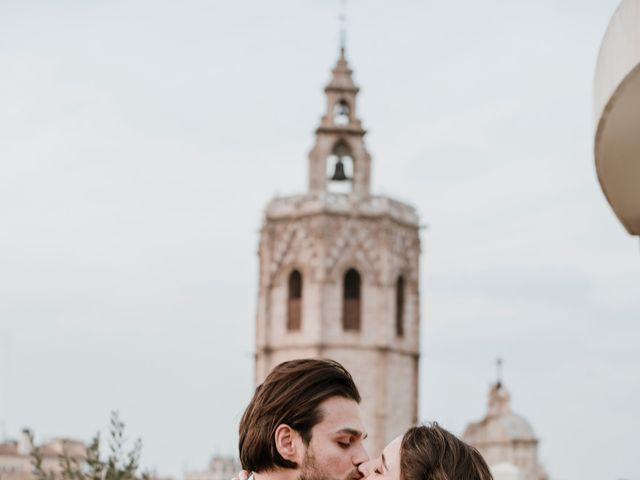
[
  {"left": 357, "top": 458, "right": 373, "bottom": 477},
  {"left": 354, "top": 443, "right": 369, "bottom": 465}
]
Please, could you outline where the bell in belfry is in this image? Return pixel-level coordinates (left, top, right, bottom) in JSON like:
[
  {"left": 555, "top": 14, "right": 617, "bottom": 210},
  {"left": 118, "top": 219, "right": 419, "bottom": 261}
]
[{"left": 330, "top": 156, "right": 349, "bottom": 181}]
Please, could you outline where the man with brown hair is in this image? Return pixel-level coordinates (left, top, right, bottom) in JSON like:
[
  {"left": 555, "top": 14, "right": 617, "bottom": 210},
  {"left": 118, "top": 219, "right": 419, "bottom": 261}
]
[{"left": 238, "top": 358, "right": 369, "bottom": 480}]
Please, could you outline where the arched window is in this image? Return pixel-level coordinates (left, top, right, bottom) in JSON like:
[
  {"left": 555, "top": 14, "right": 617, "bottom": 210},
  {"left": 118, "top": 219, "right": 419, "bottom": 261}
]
[
  {"left": 343, "top": 268, "right": 361, "bottom": 331},
  {"left": 287, "top": 270, "right": 302, "bottom": 331},
  {"left": 333, "top": 99, "right": 350, "bottom": 125},
  {"left": 326, "top": 140, "right": 353, "bottom": 194},
  {"left": 395, "top": 275, "right": 405, "bottom": 337}
]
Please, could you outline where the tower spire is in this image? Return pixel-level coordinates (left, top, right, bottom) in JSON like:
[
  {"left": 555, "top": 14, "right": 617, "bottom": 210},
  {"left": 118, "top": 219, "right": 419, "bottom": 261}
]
[
  {"left": 339, "top": 0, "right": 347, "bottom": 56},
  {"left": 496, "top": 357, "right": 503, "bottom": 388}
]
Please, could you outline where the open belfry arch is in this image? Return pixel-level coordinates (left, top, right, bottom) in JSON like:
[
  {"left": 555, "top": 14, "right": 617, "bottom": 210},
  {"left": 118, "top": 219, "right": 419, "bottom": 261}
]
[{"left": 255, "top": 46, "right": 422, "bottom": 454}]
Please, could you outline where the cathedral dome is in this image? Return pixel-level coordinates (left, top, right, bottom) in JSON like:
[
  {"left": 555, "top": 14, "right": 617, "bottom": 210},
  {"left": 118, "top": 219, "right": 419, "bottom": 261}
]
[
  {"left": 462, "top": 372, "right": 548, "bottom": 480},
  {"left": 499, "top": 411, "right": 536, "bottom": 441},
  {"left": 470, "top": 409, "right": 536, "bottom": 443},
  {"left": 463, "top": 383, "right": 538, "bottom": 444}
]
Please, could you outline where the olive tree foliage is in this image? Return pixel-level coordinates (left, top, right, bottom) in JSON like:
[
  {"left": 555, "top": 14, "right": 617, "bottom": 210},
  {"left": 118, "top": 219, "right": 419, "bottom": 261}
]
[{"left": 30, "top": 412, "right": 150, "bottom": 480}]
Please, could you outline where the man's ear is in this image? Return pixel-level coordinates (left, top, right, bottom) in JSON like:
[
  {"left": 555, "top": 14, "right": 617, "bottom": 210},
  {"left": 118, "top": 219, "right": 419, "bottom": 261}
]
[{"left": 274, "top": 424, "right": 304, "bottom": 464}]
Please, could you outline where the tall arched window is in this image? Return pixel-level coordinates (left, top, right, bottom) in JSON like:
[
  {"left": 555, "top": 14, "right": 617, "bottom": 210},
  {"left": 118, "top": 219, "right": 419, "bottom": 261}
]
[
  {"left": 395, "top": 275, "right": 405, "bottom": 337},
  {"left": 287, "top": 270, "right": 302, "bottom": 331},
  {"left": 343, "top": 268, "right": 361, "bottom": 331}
]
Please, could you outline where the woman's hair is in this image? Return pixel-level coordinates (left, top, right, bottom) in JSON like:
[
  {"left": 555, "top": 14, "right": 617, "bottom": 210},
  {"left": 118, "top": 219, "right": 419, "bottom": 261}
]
[{"left": 400, "top": 423, "right": 493, "bottom": 480}]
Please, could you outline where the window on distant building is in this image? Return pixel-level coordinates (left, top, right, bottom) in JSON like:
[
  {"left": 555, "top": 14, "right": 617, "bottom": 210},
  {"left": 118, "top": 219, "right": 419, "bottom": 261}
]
[
  {"left": 395, "top": 275, "right": 405, "bottom": 337},
  {"left": 287, "top": 270, "right": 302, "bottom": 331},
  {"left": 343, "top": 268, "right": 361, "bottom": 331}
]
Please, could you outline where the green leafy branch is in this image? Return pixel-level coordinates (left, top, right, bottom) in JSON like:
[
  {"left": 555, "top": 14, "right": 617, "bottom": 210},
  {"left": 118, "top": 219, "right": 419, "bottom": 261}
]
[{"left": 30, "top": 412, "right": 149, "bottom": 480}]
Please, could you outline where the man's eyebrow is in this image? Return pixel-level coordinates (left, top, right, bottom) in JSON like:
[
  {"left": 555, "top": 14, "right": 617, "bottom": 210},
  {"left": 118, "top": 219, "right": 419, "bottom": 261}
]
[
  {"left": 335, "top": 428, "right": 368, "bottom": 439},
  {"left": 381, "top": 453, "right": 388, "bottom": 471}
]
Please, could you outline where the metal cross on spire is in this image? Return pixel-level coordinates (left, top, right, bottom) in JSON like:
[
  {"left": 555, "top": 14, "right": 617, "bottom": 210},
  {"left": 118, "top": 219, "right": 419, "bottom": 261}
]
[
  {"left": 339, "top": 0, "right": 348, "bottom": 55},
  {"left": 496, "top": 357, "right": 503, "bottom": 387}
]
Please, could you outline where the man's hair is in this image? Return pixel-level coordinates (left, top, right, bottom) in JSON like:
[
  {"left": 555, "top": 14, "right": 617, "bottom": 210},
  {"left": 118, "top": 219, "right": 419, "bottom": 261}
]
[
  {"left": 238, "top": 358, "right": 361, "bottom": 473},
  {"left": 400, "top": 423, "right": 493, "bottom": 480}
]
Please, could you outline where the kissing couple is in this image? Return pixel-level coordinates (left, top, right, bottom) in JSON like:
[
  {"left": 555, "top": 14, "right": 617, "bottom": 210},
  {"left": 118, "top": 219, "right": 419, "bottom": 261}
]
[{"left": 236, "top": 359, "right": 492, "bottom": 480}]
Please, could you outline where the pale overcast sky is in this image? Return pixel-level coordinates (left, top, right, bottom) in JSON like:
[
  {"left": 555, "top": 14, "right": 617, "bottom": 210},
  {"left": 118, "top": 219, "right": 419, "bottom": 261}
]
[{"left": 1, "top": 1, "right": 638, "bottom": 480}]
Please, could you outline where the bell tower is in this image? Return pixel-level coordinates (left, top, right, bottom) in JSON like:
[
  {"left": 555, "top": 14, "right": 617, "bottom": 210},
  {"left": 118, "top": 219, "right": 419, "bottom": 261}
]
[
  {"left": 309, "top": 47, "right": 370, "bottom": 197},
  {"left": 255, "top": 47, "right": 422, "bottom": 455}
]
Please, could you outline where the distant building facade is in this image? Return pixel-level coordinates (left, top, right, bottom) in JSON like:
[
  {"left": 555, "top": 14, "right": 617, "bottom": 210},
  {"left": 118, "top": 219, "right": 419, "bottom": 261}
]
[
  {"left": 462, "top": 382, "right": 547, "bottom": 480},
  {"left": 0, "top": 429, "right": 85, "bottom": 480},
  {"left": 254, "top": 47, "right": 422, "bottom": 454},
  {"left": 183, "top": 456, "right": 241, "bottom": 480}
]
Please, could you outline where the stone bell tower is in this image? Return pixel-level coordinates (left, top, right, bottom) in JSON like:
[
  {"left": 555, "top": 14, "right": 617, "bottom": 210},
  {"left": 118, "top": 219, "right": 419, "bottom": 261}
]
[{"left": 255, "top": 47, "right": 422, "bottom": 455}]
